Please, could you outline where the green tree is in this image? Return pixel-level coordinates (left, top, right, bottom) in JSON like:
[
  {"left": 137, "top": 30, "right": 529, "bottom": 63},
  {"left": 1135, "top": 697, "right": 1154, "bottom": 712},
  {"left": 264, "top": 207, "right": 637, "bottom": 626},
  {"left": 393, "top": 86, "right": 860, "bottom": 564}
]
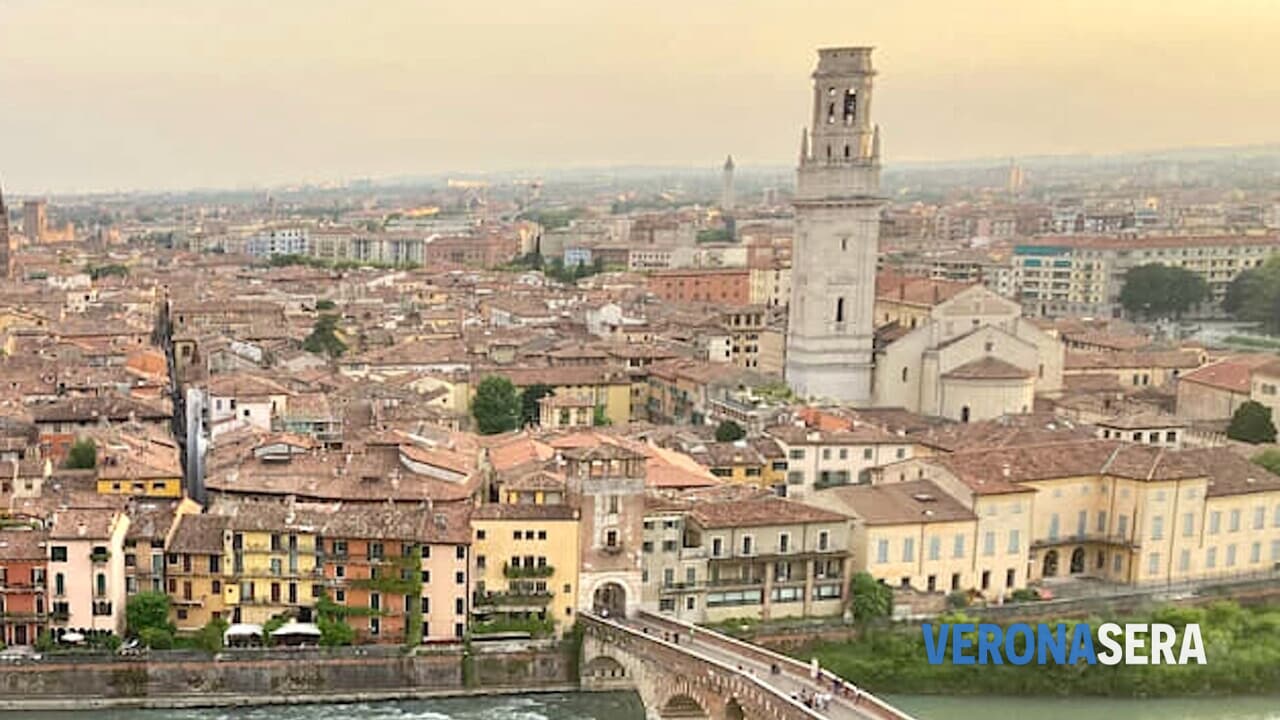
[
  {"left": 696, "top": 228, "right": 732, "bottom": 244},
  {"left": 303, "top": 314, "right": 347, "bottom": 358},
  {"left": 1119, "top": 264, "right": 1208, "bottom": 320},
  {"left": 192, "top": 617, "right": 228, "bottom": 653},
  {"left": 138, "top": 626, "right": 174, "bottom": 649},
  {"left": 1252, "top": 448, "right": 1280, "bottom": 475},
  {"left": 592, "top": 405, "right": 611, "bottom": 427},
  {"left": 472, "top": 376, "right": 521, "bottom": 435},
  {"left": 65, "top": 438, "right": 97, "bottom": 469},
  {"left": 126, "top": 591, "right": 174, "bottom": 638},
  {"left": 315, "top": 299, "right": 336, "bottom": 311},
  {"left": 262, "top": 614, "right": 289, "bottom": 646},
  {"left": 714, "top": 420, "right": 746, "bottom": 442},
  {"left": 520, "top": 383, "right": 553, "bottom": 427},
  {"left": 318, "top": 616, "right": 355, "bottom": 646},
  {"left": 1223, "top": 256, "right": 1280, "bottom": 333},
  {"left": 1228, "top": 400, "right": 1277, "bottom": 444},
  {"left": 849, "top": 572, "right": 893, "bottom": 623}
]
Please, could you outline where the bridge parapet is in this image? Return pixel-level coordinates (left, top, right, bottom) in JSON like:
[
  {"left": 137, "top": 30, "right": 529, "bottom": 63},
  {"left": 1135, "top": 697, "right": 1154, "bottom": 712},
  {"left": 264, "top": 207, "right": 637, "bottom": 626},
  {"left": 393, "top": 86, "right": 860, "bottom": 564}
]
[
  {"left": 634, "top": 611, "right": 918, "bottom": 720},
  {"left": 581, "top": 612, "right": 824, "bottom": 720}
]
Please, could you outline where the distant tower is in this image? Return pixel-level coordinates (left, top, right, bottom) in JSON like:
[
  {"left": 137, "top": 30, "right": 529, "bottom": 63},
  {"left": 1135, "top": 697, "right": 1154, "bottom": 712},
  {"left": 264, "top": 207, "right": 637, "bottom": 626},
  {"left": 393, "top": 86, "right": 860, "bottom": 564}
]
[
  {"left": 785, "top": 47, "right": 885, "bottom": 404},
  {"left": 0, "top": 179, "right": 11, "bottom": 279},
  {"left": 1007, "top": 159, "right": 1025, "bottom": 195},
  {"left": 721, "top": 155, "right": 736, "bottom": 211},
  {"left": 23, "top": 200, "right": 46, "bottom": 243}
]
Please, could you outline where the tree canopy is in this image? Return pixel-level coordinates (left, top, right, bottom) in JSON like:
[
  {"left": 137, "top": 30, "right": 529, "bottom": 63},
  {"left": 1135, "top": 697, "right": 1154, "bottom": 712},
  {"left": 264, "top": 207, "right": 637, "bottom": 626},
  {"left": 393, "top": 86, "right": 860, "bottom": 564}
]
[
  {"left": 1223, "top": 255, "right": 1280, "bottom": 333},
  {"left": 1118, "top": 263, "right": 1208, "bottom": 320},
  {"left": 849, "top": 571, "right": 893, "bottom": 623},
  {"left": 65, "top": 438, "right": 97, "bottom": 469},
  {"left": 472, "top": 376, "right": 521, "bottom": 435},
  {"left": 1251, "top": 448, "right": 1280, "bottom": 476},
  {"left": 303, "top": 314, "right": 347, "bottom": 358},
  {"left": 126, "top": 591, "right": 175, "bottom": 645},
  {"left": 1227, "top": 400, "right": 1277, "bottom": 444},
  {"left": 520, "top": 383, "right": 553, "bottom": 427},
  {"left": 714, "top": 420, "right": 746, "bottom": 442}
]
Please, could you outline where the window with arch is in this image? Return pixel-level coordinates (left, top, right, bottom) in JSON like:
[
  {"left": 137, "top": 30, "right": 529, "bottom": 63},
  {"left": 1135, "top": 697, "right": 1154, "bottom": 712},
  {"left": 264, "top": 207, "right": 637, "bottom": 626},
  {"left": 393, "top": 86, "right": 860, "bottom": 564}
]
[
  {"left": 960, "top": 406, "right": 971, "bottom": 423},
  {"left": 841, "top": 237, "right": 849, "bottom": 251},
  {"left": 835, "top": 298, "right": 845, "bottom": 323},
  {"left": 901, "top": 367, "right": 909, "bottom": 383},
  {"left": 844, "top": 144, "right": 851, "bottom": 158}
]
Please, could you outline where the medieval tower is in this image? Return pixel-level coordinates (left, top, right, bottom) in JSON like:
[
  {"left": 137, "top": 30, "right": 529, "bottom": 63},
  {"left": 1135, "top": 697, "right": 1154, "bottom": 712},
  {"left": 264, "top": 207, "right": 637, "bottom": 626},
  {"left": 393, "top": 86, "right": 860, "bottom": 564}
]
[
  {"left": 0, "top": 179, "right": 11, "bottom": 280},
  {"left": 785, "top": 47, "right": 884, "bottom": 403},
  {"left": 721, "top": 154, "right": 736, "bottom": 211}
]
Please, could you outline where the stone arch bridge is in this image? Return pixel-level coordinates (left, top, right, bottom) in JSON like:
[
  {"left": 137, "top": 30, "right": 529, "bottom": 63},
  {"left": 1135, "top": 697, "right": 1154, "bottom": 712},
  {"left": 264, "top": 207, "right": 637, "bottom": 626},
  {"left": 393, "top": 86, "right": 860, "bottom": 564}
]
[{"left": 580, "top": 611, "right": 917, "bottom": 720}]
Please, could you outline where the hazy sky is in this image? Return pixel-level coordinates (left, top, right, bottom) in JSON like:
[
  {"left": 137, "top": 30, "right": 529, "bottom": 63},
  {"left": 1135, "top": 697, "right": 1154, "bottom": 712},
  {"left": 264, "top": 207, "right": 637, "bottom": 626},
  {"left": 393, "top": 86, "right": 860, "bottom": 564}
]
[{"left": 3, "top": 0, "right": 1279, "bottom": 193}]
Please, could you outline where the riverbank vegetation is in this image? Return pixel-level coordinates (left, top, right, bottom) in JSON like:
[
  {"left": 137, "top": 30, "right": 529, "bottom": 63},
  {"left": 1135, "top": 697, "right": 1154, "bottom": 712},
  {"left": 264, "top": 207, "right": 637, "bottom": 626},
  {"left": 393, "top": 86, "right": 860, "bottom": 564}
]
[{"left": 799, "top": 601, "right": 1280, "bottom": 697}]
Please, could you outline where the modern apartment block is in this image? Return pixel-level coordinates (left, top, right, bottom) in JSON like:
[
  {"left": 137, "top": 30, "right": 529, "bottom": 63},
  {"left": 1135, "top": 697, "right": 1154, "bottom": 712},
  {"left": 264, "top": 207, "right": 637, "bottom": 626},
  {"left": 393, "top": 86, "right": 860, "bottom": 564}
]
[{"left": 1015, "top": 234, "right": 1280, "bottom": 318}]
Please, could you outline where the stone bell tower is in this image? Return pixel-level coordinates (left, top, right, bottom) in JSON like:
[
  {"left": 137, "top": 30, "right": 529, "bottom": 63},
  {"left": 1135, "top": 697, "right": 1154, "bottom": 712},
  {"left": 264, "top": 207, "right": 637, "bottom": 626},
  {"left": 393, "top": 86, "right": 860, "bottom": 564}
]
[
  {"left": 785, "top": 47, "right": 884, "bottom": 404},
  {"left": 0, "top": 179, "right": 12, "bottom": 280}
]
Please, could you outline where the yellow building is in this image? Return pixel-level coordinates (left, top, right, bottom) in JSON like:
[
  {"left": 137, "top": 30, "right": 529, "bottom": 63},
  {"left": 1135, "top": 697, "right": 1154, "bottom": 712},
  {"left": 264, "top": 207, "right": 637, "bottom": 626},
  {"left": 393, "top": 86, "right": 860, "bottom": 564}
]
[
  {"left": 816, "top": 480, "right": 1029, "bottom": 595},
  {"left": 216, "top": 503, "right": 320, "bottom": 625},
  {"left": 166, "top": 513, "right": 232, "bottom": 632},
  {"left": 685, "top": 441, "right": 769, "bottom": 486},
  {"left": 470, "top": 502, "right": 581, "bottom": 636},
  {"left": 96, "top": 434, "right": 184, "bottom": 498},
  {"left": 901, "top": 440, "right": 1280, "bottom": 587},
  {"left": 497, "top": 367, "right": 632, "bottom": 427}
]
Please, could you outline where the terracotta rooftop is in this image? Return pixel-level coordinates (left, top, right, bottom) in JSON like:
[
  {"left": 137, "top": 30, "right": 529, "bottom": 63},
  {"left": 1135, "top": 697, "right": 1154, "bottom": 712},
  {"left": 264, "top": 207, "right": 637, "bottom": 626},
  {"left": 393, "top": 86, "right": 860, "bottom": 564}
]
[
  {"left": 819, "top": 480, "right": 977, "bottom": 525},
  {"left": 1179, "top": 354, "right": 1275, "bottom": 393},
  {"left": 472, "top": 503, "right": 578, "bottom": 521},
  {"left": 943, "top": 356, "right": 1034, "bottom": 381},
  {"left": 167, "top": 513, "right": 229, "bottom": 555},
  {"left": 1064, "top": 350, "right": 1203, "bottom": 371},
  {"left": 683, "top": 486, "right": 846, "bottom": 529}
]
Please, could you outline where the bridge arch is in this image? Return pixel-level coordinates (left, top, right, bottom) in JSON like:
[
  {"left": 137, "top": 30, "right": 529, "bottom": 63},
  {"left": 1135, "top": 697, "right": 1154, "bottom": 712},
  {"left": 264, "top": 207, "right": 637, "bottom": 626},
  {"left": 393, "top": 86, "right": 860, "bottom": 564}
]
[
  {"left": 660, "top": 693, "right": 710, "bottom": 719},
  {"left": 583, "top": 654, "right": 628, "bottom": 680},
  {"left": 724, "top": 698, "right": 746, "bottom": 720}
]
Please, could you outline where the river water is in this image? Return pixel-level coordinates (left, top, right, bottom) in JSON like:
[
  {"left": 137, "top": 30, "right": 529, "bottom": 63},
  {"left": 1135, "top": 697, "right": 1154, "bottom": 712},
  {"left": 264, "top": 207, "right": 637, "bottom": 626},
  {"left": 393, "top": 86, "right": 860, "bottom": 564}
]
[
  {"left": 4, "top": 692, "right": 1277, "bottom": 719},
  {"left": 889, "top": 695, "right": 1280, "bottom": 720}
]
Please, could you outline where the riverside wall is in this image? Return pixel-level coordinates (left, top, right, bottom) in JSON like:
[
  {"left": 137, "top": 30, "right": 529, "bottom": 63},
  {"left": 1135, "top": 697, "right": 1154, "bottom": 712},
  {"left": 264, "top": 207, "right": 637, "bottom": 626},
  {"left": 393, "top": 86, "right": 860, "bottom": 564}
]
[{"left": 0, "top": 642, "right": 578, "bottom": 710}]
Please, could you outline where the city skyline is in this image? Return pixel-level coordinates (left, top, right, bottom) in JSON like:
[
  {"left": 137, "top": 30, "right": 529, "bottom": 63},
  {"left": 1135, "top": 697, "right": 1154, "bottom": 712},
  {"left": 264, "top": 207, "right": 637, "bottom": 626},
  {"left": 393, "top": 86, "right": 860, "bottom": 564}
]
[{"left": 3, "top": 0, "right": 1280, "bottom": 193}]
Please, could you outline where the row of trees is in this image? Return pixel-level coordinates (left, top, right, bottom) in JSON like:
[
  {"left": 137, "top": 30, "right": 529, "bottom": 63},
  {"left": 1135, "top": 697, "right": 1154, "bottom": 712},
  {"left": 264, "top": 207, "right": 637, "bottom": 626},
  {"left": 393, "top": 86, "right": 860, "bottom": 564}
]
[
  {"left": 1119, "top": 256, "right": 1280, "bottom": 330},
  {"left": 121, "top": 592, "right": 355, "bottom": 651},
  {"left": 1118, "top": 264, "right": 1208, "bottom": 320},
  {"left": 1224, "top": 255, "right": 1280, "bottom": 333}
]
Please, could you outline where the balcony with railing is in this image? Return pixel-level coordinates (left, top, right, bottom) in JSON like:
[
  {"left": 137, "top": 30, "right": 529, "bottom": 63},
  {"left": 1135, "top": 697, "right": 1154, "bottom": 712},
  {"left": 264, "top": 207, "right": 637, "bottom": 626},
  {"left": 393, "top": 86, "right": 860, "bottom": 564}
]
[
  {"left": 1031, "top": 531, "right": 1135, "bottom": 549},
  {"left": 472, "top": 590, "right": 554, "bottom": 609},
  {"left": 503, "top": 563, "right": 555, "bottom": 579}
]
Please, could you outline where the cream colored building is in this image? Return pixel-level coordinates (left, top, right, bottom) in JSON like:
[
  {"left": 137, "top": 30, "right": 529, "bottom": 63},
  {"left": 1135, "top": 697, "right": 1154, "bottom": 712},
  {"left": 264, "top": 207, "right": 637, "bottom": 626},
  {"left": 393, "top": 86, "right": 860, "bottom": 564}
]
[
  {"left": 871, "top": 285, "right": 1064, "bottom": 423},
  {"left": 896, "top": 440, "right": 1280, "bottom": 587},
  {"left": 765, "top": 423, "right": 915, "bottom": 498},
  {"left": 822, "top": 478, "right": 1033, "bottom": 597},
  {"left": 642, "top": 487, "right": 851, "bottom": 623}
]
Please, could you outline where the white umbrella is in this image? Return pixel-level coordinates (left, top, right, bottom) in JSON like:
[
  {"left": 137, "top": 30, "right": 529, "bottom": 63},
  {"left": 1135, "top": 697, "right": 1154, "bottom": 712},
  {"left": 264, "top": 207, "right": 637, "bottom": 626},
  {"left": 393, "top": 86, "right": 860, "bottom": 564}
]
[
  {"left": 223, "top": 623, "right": 264, "bottom": 642},
  {"left": 59, "top": 631, "right": 86, "bottom": 644},
  {"left": 270, "top": 621, "right": 321, "bottom": 638}
]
